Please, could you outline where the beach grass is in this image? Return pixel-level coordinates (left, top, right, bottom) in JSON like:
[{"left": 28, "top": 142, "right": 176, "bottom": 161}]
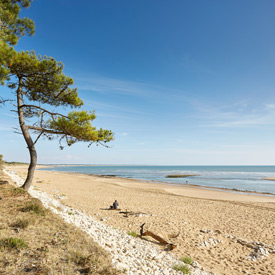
[
  {"left": 173, "top": 264, "right": 190, "bottom": 274},
  {"left": 0, "top": 171, "right": 120, "bottom": 274},
  {"left": 180, "top": 256, "right": 193, "bottom": 265}
]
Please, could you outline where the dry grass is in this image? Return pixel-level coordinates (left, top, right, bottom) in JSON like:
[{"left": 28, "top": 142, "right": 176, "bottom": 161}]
[{"left": 0, "top": 172, "right": 121, "bottom": 275}]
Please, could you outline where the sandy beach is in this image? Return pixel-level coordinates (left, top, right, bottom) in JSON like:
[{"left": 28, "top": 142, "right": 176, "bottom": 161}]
[{"left": 6, "top": 165, "right": 275, "bottom": 275}]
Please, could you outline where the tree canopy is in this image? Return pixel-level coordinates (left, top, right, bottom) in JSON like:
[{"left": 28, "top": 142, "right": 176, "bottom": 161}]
[
  {"left": 0, "top": 0, "right": 35, "bottom": 45},
  {"left": 3, "top": 48, "right": 113, "bottom": 148}
]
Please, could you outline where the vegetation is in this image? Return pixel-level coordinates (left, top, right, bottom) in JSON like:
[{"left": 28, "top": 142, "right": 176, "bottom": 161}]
[
  {"left": 173, "top": 264, "right": 190, "bottom": 274},
  {"left": 127, "top": 231, "right": 138, "bottom": 237},
  {"left": 166, "top": 174, "right": 198, "bottom": 178},
  {"left": 0, "top": 237, "right": 28, "bottom": 249},
  {"left": 0, "top": 172, "right": 120, "bottom": 274},
  {"left": 10, "top": 218, "right": 31, "bottom": 229},
  {"left": 0, "top": 0, "right": 114, "bottom": 190},
  {"left": 4, "top": 161, "right": 28, "bottom": 165},
  {"left": 180, "top": 256, "right": 193, "bottom": 265},
  {"left": 0, "top": 155, "right": 4, "bottom": 169},
  {"left": 20, "top": 200, "right": 47, "bottom": 216},
  {"left": 0, "top": 0, "right": 35, "bottom": 46}
]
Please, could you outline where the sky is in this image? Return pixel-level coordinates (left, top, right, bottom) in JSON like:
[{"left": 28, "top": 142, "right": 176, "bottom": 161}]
[{"left": 1, "top": 0, "right": 275, "bottom": 165}]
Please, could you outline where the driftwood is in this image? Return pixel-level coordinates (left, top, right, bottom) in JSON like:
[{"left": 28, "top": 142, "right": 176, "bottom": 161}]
[
  {"left": 119, "top": 210, "right": 149, "bottom": 218},
  {"left": 140, "top": 223, "right": 177, "bottom": 250}
]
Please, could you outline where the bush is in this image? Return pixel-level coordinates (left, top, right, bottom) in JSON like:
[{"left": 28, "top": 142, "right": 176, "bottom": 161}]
[
  {"left": 173, "top": 264, "right": 190, "bottom": 274},
  {"left": 180, "top": 256, "right": 193, "bottom": 265},
  {"left": 21, "top": 201, "right": 46, "bottom": 216},
  {"left": 11, "top": 218, "right": 31, "bottom": 229}
]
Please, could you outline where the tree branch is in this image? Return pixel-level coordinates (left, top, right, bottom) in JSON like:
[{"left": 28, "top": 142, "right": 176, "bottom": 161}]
[
  {"left": 33, "top": 131, "right": 44, "bottom": 145},
  {"left": 19, "top": 104, "right": 69, "bottom": 119}
]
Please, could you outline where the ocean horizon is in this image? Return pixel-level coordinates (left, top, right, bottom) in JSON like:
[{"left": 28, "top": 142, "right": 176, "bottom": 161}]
[{"left": 40, "top": 165, "right": 275, "bottom": 195}]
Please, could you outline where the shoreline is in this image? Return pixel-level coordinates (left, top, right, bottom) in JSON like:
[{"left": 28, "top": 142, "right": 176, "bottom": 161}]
[{"left": 37, "top": 168, "right": 275, "bottom": 201}]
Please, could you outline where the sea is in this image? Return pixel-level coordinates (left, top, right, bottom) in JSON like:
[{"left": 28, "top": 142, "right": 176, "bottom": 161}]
[{"left": 40, "top": 165, "right": 275, "bottom": 195}]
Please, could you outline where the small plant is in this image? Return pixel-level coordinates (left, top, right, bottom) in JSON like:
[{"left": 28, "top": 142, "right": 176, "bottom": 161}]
[
  {"left": 128, "top": 231, "right": 138, "bottom": 237},
  {"left": 173, "top": 264, "right": 190, "bottom": 274},
  {"left": 10, "top": 187, "right": 27, "bottom": 195},
  {"left": 0, "top": 237, "right": 28, "bottom": 249},
  {"left": 21, "top": 201, "right": 46, "bottom": 216},
  {"left": 180, "top": 256, "right": 193, "bottom": 265},
  {"left": 68, "top": 250, "right": 90, "bottom": 266},
  {"left": 11, "top": 218, "right": 31, "bottom": 229}
]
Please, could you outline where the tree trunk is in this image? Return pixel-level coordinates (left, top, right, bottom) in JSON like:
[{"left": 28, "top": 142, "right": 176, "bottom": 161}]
[{"left": 16, "top": 77, "right": 37, "bottom": 190}]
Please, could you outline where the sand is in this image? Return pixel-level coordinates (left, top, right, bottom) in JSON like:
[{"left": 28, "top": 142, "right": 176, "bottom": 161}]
[{"left": 7, "top": 165, "right": 275, "bottom": 275}]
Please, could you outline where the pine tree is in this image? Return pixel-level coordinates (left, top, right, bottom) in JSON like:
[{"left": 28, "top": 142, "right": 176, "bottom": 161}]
[{"left": 0, "top": 1, "right": 113, "bottom": 190}]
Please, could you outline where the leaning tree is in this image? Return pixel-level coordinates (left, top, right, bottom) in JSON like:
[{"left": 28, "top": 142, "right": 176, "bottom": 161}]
[
  {"left": 0, "top": 0, "right": 113, "bottom": 190},
  {"left": 0, "top": 47, "right": 114, "bottom": 190}
]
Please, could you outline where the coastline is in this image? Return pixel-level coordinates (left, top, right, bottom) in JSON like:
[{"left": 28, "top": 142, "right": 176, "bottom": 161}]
[
  {"left": 35, "top": 167, "right": 275, "bottom": 202},
  {"left": 36, "top": 165, "right": 275, "bottom": 199},
  {"left": 6, "top": 165, "right": 275, "bottom": 275}
]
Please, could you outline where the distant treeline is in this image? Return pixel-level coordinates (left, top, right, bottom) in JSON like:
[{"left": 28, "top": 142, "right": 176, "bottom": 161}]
[{"left": 4, "top": 161, "right": 28, "bottom": 165}]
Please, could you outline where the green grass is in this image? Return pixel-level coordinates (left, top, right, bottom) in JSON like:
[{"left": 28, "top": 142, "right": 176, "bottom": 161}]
[
  {"left": 173, "top": 264, "right": 190, "bottom": 274},
  {"left": 21, "top": 201, "right": 46, "bottom": 216},
  {"left": 127, "top": 231, "right": 138, "bottom": 237},
  {"left": 0, "top": 238, "right": 28, "bottom": 249},
  {"left": 180, "top": 256, "right": 193, "bottom": 265}
]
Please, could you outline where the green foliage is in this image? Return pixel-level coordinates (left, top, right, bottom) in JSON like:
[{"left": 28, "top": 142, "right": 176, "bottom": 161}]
[
  {"left": 0, "top": 237, "right": 28, "bottom": 249},
  {"left": 21, "top": 201, "right": 46, "bottom": 216},
  {"left": 173, "top": 264, "right": 190, "bottom": 274},
  {"left": 1, "top": 48, "right": 113, "bottom": 148},
  {"left": 180, "top": 256, "right": 193, "bottom": 265},
  {"left": 127, "top": 231, "right": 138, "bottom": 237},
  {"left": 0, "top": 0, "right": 35, "bottom": 45},
  {"left": 49, "top": 110, "right": 113, "bottom": 147}
]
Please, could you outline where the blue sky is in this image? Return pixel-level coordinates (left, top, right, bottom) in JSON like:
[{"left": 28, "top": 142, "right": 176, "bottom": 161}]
[{"left": 1, "top": 0, "right": 275, "bottom": 165}]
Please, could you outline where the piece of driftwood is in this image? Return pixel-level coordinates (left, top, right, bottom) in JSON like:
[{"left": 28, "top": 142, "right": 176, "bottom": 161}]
[
  {"left": 119, "top": 210, "right": 149, "bottom": 218},
  {"left": 140, "top": 223, "right": 177, "bottom": 250}
]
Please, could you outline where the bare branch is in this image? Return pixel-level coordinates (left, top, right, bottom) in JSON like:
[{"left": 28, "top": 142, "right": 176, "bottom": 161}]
[
  {"left": 33, "top": 131, "right": 44, "bottom": 145},
  {"left": 19, "top": 104, "right": 70, "bottom": 119}
]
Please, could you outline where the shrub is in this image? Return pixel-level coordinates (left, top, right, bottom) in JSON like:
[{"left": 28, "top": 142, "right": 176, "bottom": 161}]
[
  {"left": 11, "top": 218, "right": 31, "bottom": 229},
  {"left": 68, "top": 250, "right": 90, "bottom": 266},
  {"left": 180, "top": 256, "right": 193, "bottom": 265},
  {"left": 127, "top": 231, "right": 138, "bottom": 237},
  {"left": 11, "top": 187, "right": 27, "bottom": 195},
  {"left": 173, "top": 264, "right": 190, "bottom": 274},
  {"left": 21, "top": 201, "right": 46, "bottom": 216}
]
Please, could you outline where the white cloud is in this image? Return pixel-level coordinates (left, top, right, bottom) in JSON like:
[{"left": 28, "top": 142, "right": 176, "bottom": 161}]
[{"left": 194, "top": 102, "right": 275, "bottom": 128}]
